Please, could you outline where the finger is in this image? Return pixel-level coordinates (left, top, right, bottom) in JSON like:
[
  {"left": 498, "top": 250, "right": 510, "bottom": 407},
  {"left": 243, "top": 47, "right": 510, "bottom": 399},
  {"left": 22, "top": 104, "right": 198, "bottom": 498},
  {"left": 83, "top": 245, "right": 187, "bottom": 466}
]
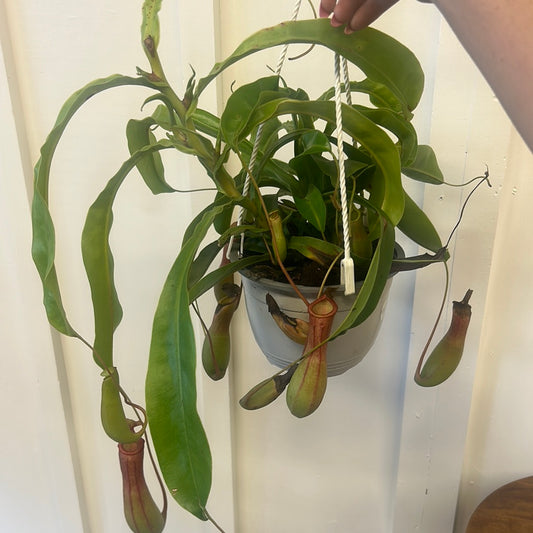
[
  {"left": 332, "top": 0, "right": 365, "bottom": 27},
  {"left": 319, "top": 0, "right": 337, "bottom": 17},
  {"left": 347, "top": 0, "right": 400, "bottom": 31}
]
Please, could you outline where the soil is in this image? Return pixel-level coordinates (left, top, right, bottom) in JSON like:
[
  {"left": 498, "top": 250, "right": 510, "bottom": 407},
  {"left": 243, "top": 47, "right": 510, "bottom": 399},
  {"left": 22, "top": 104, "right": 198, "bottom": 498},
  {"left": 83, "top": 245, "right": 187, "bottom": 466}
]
[{"left": 242, "top": 258, "right": 341, "bottom": 287}]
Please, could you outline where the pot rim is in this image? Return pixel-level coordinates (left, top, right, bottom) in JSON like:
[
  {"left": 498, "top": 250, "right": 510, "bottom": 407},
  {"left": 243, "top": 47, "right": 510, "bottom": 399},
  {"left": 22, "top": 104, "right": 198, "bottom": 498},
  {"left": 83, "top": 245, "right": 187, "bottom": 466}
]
[{"left": 235, "top": 242, "right": 405, "bottom": 294}]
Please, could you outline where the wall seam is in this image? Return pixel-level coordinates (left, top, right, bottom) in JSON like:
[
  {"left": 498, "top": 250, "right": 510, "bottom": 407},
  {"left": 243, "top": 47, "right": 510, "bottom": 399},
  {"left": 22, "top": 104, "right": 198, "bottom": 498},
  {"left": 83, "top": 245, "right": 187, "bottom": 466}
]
[{"left": 0, "top": 2, "right": 92, "bottom": 531}]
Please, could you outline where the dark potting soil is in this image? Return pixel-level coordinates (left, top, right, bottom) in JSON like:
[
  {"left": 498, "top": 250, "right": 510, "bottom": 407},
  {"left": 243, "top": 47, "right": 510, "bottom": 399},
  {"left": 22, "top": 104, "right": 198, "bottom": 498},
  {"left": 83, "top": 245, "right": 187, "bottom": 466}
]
[{"left": 242, "top": 259, "right": 342, "bottom": 287}]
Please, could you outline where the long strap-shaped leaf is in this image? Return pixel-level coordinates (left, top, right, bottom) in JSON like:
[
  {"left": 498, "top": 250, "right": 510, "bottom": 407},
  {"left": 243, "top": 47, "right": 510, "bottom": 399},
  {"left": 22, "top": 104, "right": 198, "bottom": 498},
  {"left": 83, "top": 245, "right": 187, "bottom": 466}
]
[
  {"left": 398, "top": 191, "right": 443, "bottom": 252},
  {"left": 145, "top": 206, "right": 225, "bottom": 520},
  {"left": 32, "top": 74, "right": 157, "bottom": 337},
  {"left": 189, "top": 253, "right": 269, "bottom": 302},
  {"left": 330, "top": 215, "right": 395, "bottom": 339},
  {"left": 196, "top": 19, "right": 424, "bottom": 117},
  {"left": 81, "top": 140, "right": 175, "bottom": 369},
  {"left": 354, "top": 106, "right": 418, "bottom": 167}
]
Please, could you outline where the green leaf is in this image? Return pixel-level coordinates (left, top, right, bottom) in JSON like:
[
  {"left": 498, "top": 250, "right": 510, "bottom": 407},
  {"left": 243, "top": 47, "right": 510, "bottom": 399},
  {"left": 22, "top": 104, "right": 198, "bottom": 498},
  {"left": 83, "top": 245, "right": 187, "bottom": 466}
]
[
  {"left": 313, "top": 155, "right": 370, "bottom": 183},
  {"left": 289, "top": 153, "right": 328, "bottom": 194},
  {"left": 245, "top": 98, "right": 404, "bottom": 225},
  {"left": 293, "top": 184, "right": 327, "bottom": 233},
  {"left": 213, "top": 197, "right": 237, "bottom": 235},
  {"left": 397, "top": 192, "right": 443, "bottom": 252},
  {"left": 126, "top": 117, "right": 176, "bottom": 194},
  {"left": 355, "top": 106, "right": 418, "bottom": 166},
  {"left": 31, "top": 192, "right": 77, "bottom": 337},
  {"left": 252, "top": 114, "right": 283, "bottom": 154},
  {"left": 253, "top": 128, "right": 314, "bottom": 196},
  {"left": 146, "top": 206, "right": 224, "bottom": 520},
  {"left": 319, "top": 78, "right": 406, "bottom": 116},
  {"left": 330, "top": 217, "right": 395, "bottom": 339},
  {"left": 182, "top": 197, "right": 234, "bottom": 244},
  {"left": 143, "top": 96, "right": 176, "bottom": 127},
  {"left": 31, "top": 74, "right": 156, "bottom": 337},
  {"left": 256, "top": 159, "right": 301, "bottom": 194},
  {"left": 188, "top": 241, "right": 223, "bottom": 289},
  {"left": 299, "top": 131, "right": 331, "bottom": 155},
  {"left": 195, "top": 109, "right": 304, "bottom": 196},
  {"left": 390, "top": 247, "right": 448, "bottom": 273},
  {"left": 402, "top": 145, "right": 444, "bottom": 184},
  {"left": 217, "top": 223, "right": 268, "bottom": 245},
  {"left": 220, "top": 76, "right": 280, "bottom": 146},
  {"left": 197, "top": 19, "right": 424, "bottom": 117},
  {"left": 191, "top": 108, "right": 221, "bottom": 138},
  {"left": 82, "top": 140, "right": 174, "bottom": 369},
  {"left": 189, "top": 253, "right": 270, "bottom": 302},
  {"left": 288, "top": 236, "right": 342, "bottom": 267}
]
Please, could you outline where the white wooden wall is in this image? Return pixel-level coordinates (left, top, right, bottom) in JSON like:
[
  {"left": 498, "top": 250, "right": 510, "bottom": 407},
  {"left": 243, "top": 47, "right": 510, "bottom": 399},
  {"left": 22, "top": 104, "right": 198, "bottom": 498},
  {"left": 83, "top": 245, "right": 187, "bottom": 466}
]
[{"left": 2, "top": 1, "right": 532, "bottom": 532}]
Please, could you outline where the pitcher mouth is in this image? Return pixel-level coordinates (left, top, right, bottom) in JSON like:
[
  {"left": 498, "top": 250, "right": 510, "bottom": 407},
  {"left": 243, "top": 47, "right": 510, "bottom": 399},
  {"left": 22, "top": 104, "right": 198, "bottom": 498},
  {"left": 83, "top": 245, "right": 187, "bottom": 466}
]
[{"left": 240, "top": 270, "right": 395, "bottom": 377}]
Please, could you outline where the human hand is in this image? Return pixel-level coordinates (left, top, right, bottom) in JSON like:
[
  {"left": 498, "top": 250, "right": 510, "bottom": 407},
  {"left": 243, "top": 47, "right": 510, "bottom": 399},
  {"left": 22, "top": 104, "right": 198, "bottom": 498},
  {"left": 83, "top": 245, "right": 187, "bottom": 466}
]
[{"left": 319, "top": 0, "right": 401, "bottom": 32}]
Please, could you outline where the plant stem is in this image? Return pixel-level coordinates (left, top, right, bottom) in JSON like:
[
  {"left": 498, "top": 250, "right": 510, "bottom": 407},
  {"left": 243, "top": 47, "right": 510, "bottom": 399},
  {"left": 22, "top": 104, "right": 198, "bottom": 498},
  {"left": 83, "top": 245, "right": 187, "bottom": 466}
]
[
  {"left": 317, "top": 250, "right": 343, "bottom": 298},
  {"left": 414, "top": 261, "right": 450, "bottom": 380},
  {"left": 202, "top": 508, "right": 227, "bottom": 533},
  {"left": 142, "top": 42, "right": 241, "bottom": 199},
  {"left": 444, "top": 170, "right": 491, "bottom": 249},
  {"left": 237, "top": 152, "right": 309, "bottom": 306},
  {"left": 75, "top": 333, "right": 168, "bottom": 519},
  {"left": 143, "top": 433, "right": 169, "bottom": 522}
]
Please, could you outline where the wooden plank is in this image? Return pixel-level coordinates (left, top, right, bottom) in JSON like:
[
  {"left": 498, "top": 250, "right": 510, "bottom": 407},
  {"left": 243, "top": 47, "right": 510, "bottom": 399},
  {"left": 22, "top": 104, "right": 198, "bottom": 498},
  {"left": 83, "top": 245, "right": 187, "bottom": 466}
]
[{"left": 466, "top": 477, "right": 533, "bottom": 532}]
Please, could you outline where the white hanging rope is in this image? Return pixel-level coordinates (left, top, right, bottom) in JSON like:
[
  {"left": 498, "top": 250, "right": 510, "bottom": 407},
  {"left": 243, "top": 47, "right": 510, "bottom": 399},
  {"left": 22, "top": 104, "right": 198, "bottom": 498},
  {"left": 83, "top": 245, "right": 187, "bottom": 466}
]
[
  {"left": 334, "top": 53, "right": 355, "bottom": 295},
  {"left": 227, "top": 0, "right": 304, "bottom": 260},
  {"left": 227, "top": 2, "right": 355, "bottom": 297},
  {"left": 341, "top": 56, "right": 352, "bottom": 106}
]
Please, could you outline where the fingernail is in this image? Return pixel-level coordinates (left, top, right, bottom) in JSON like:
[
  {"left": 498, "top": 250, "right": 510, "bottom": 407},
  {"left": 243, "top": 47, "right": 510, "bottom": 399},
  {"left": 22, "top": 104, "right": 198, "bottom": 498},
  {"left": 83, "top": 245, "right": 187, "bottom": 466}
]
[
  {"left": 331, "top": 16, "right": 343, "bottom": 28},
  {"left": 344, "top": 26, "right": 353, "bottom": 35}
]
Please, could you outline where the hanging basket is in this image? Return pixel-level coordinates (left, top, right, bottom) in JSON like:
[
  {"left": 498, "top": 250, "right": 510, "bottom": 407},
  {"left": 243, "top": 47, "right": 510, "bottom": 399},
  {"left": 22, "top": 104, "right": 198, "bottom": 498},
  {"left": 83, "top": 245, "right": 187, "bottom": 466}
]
[{"left": 239, "top": 245, "right": 403, "bottom": 377}]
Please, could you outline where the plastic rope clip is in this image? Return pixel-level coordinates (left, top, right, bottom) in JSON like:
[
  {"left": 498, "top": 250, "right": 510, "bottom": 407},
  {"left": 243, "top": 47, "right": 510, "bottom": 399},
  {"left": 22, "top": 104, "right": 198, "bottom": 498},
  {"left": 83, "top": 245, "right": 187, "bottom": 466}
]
[{"left": 340, "top": 257, "right": 355, "bottom": 295}]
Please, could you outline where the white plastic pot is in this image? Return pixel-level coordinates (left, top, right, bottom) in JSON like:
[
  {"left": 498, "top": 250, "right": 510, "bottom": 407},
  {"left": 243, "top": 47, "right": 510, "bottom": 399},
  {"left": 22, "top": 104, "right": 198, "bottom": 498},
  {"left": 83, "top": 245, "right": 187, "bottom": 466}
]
[{"left": 240, "top": 259, "right": 399, "bottom": 377}]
